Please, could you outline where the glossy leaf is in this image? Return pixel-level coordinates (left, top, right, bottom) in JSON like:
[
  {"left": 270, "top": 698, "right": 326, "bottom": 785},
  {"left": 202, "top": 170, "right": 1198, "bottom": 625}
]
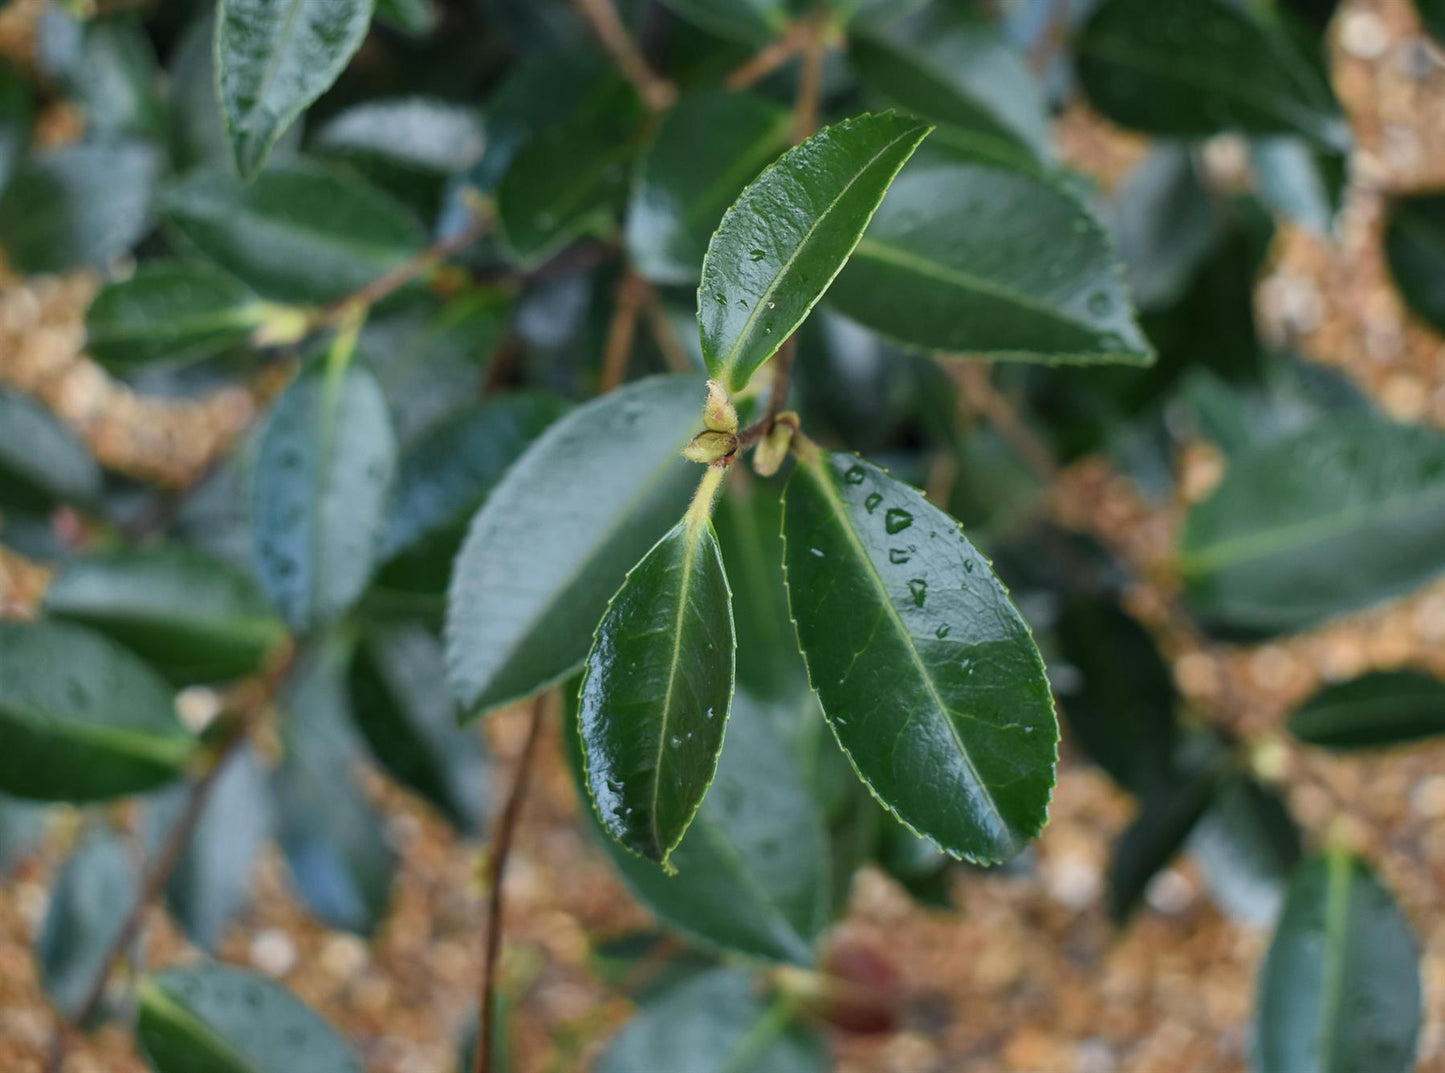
[
  {"left": 0, "top": 60, "right": 32, "bottom": 195},
  {"left": 699, "top": 112, "right": 931, "bottom": 392},
  {"left": 39, "top": 826, "right": 137, "bottom": 1021},
  {"left": 253, "top": 357, "right": 397, "bottom": 631},
  {"left": 567, "top": 684, "right": 831, "bottom": 963},
  {"left": 596, "top": 969, "right": 827, "bottom": 1073},
  {"left": 1077, "top": 0, "right": 1347, "bottom": 148},
  {"left": 0, "top": 621, "right": 192, "bottom": 802},
  {"left": 161, "top": 161, "right": 428, "bottom": 304},
  {"left": 1288, "top": 670, "right": 1445, "bottom": 750},
  {"left": 349, "top": 625, "right": 489, "bottom": 833},
  {"left": 0, "top": 387, "right": 100, "bottom": 511},
  {"left": 1384, "top": 193, "right": 1445, "bottom": 336},
  {"left": 315, "top": 97, "right": 485, "bottom": 176},
  {"left": 216, "top": 0, "right": 375, "bottom": 179},
  {"left": 44, "top": 546, "right": 286, "bottom": 685},
  {"left": 1256, "top": 851, "right": 1421, "bottom": 1073},
  {"left": 1190, "top": 774, "right": 1301, "bottom": 927},
  {"left": 579, "top": 479, "right": 734, "bottom": 864},
  {"left": 627, "top": 90, "right": 790, "bottom": 286},
  {"left": 147, "top": 746, "right": 271, "bottom": 951},
  {"left": 0, "top": 141, "right": 161, "bottom": 273},
  {"left": 446, "top": 374, "right": 706, "bottom": 717},
  {"left": 656, "top": 0, "right": 788, "bottom": 44},
  {"left": 138, "top": 963, "right": 362, "bottom": 1073},
  {"left": 1181, "top": 419, "right": 1445, "bottom": 636},
  {"left": 85, "top": 261, "right": 265, "bottom": 370},
  {"left": 781, "top": 447, "right": 1057, "bottom": 863},
  {"left": 828, "top": 157, "right": 1153, "bottom": 364}
]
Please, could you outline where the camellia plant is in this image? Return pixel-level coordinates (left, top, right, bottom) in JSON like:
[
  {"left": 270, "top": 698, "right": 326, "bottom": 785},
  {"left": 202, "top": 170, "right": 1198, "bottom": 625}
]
[{"left": 0, "top": 0, "right": 1438, "bottom": 1069}]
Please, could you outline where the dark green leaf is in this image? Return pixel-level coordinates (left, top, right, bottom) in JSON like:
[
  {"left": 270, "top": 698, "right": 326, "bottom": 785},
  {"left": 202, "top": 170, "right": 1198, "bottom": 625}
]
[
  {"left": 1288, "top": 670, "right": 1445, "bottom": 750},
  {"left": 0, "top": 140, "right": 161, "bottom": 273},
  {"left": 850, "top": 5, "right": 1048, "bottom": 158},
  {"left": 147, "top": 745, "right": 271, "bottom": 951},
  {"left": 253, "top": 357, "right": 397, "bottom": 631},
  {"left": 216, "top": 0, "right": 375, "bottom": 179},
  {"left": 597, "top": 969, "right": 826, "bottom": 1073},
  {"left": 566, "top": 684, "right": 831, "bottom": 964},
  {"left": 781, "top": 447, "right": 1057, "bottom": 863},
  {"left": 1077, "top": 0, "right": 1347, "bottom": 148},
  {"left": 40, "top": 826, "right": 137, "bottom": 1021},
  {"left": 1190, "top": 773, "right": 1301, "bottom": 926},
  {"left": 138, "top": 963, "right": 362, "bottom": 1073},
  {"left": 44, "top": 546, "right": 286, "bottom": 685},
  {"left": 627, "top": 90, "right": 790, "bottom": 286},
  {"left": 40, "top": 12, "right": 164, "bottom": 140},
  {"left": 578, "top": 482, "right": 734, "bottom": 865},
  {"left": 1106, "top": 145, "right": 1218, "bottom": 311},
  {"left": 85, "top": 261, "right": 265, "bottom": 370},
  {"left": 374, "top": 0, "right": 437, "bottom": 35},
  {"left": 827, "top": 157, "right": 1152, "bottom": 364},
  {"left": 445, "top": 374, "right": 706, "bottom": 717},
  {"left": 1256, "top": 851, "right": 1421, "bottom": 1073},
  {"left": 0, "top": 60, "right": 33, "bottom": 195},
  {"left": 0, "top": 621, "right": 192, "bottom": 801},
  {"left": 1181, "top": 419, "right": 1445, "bottom": 636},
  {"left": 1384, "top": 192, "right": 1445, "bottom": 336},
  {"left": 315, "top": 98, "right": 485, "bottom": 176},
  {"left": 1251, "top": 137, "right": 1347, "bottom": 237},
  {"left": 161, "top": 161, "right": 428, "bottom": 304},
  {"left": 699, "top": 112, "right": 931, "bottom": 392},
  {"left": 1415, "top": 0, "right": 1445, "bottom": 46},
  {"left": 349, "top": 625, "right": 489, "bottom": 832},
  {"left": 656, "top": 0, "right": 788, "bottom": 44},
  {"left": 0, "top": 387, "right": 100, "bottom": 511}
]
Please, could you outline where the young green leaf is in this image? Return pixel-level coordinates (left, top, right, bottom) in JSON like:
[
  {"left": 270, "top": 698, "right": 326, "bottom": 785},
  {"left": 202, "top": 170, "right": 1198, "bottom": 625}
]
[
  {"left": 216, "top": 0, "right": 376, "bottom": 180},
  {"left": 0, "top": 621, "right": 193, "bottom": 802},
  {"left": 253, "top": 354, "right": 397, "bottom": 632},
  {"left": 161, "top": 161, "right": 428, "bottom": 304},
  {"left": 85, "top": 261, "right": 266, "bottom": 370},
  {"left": 1181, "top": 419, "right": 1445, "bottom": 637},
  {"left": 0, "top": 386, "right": 100, "bottom": 511},
  {"left": 138, "top": 963, "right": 362, "bottom": 1073},
  {"left": 1287, "top": 670, "right": 1445, "bottom": 750},
  {"left": 1384, "top": 193, "right": 1445, "bottom": 336},
  {"left": 1256, "top": 851, "right": 1421, "bottom": 1073},
  {"left": 579, "top": 469, "right": 734, "bottom": 865},
  {"left": 827, "top": 156, "right": 1153, "bottom": 364},
  {"left": 656, "top": 0, "right": 788, "bottom": 44},
  {"left": 44, "top": 546, "right": 287, "bottom": 685},
  {"left": 445, "top": 374, "right": 706, "bottom": 718},
  {"left": 596, "top": 969, "right": 827, "bottom": 1073},
  {"left": 1077, "top": 0, "right": 1348, "bottom": 148},
  {"left": 781, "top": 447, "right": 1057, "bottom": 863},
  {"left": 698, "top": 112, "right": 932, "bottom": 392},
  {"left": 628, "top": 90, "right": 790, "bottom": 286}
]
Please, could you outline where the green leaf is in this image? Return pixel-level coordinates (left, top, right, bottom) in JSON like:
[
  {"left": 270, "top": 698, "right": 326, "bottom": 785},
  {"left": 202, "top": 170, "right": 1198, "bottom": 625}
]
[
  {"left": 138, "top": 963, "right": 362, "bottom": 1073},
  {"left": 348, "top": 625, "right": 489, "bottom": 832},
  {"left": 1106, "top": 145, "right": 1218, "bottom": 312},
  {"left": 1077, "top": 0, "right": 1347, "bottom": 148},
  {"left": 1287, "top": 670, "right": 1445, "bottom": 750},
  {"left": 85, "top": 261, "right": 266, "bottom": 371},
  {"left": 578, "top": 474, "right": 734, "bottom": 865},
  {"left": 216, "top": 0, "right": 376, "bottom": 180},
  {"left": 161, "top": 160, "right": 428, "bottom": 304},
  {"left": 40, "top": 11, "right": 164, "bottom": 141},
  {"left": 0, "top": 387, "right": 100, "bottom": 511},
  {"left": 627, "top": 90, "right": 790, "bottom": 286},
  {"left": 781, "top": 447, "right": 1057, "bottom": 863},
  {"left": 315, "top": 97, "right": 485, "bottom": 176},
  {"left": 1181, "top": 419, "right": 1445, "bottom": 637},
  {"left": 699, "top": 112, "right": 932, "bottom": 392},
  {"left": 1384, "top": 193, "right": 1445, "bottom": 336},
  {"left": 147, "top": 745, "right": 271, "bottom": 951},
  {"left": 0, "top": 141, "right": 161, "bottom": 273},
  {"left": 827, "top": 157, "right": 1153, "bottom": 364},
  {"left": 1415, "top": 0, "right": 1445, "bottom": 46},
  {"left": 597, "top": 969, "right": 826, "bottom": 1073},
  {"left": 655, "top": 0, "right": 789, "bottom": 44},
  {"left": 39, "top": 825, "right": 137, "bottom": 1022},
  {"left": 0, "top": 60, "right": 33, "bottom": 195},
  {"left": 566, "top": 684, "right": 832, "bottom": 963},
  {"left": 445, "top": 374, "right": 707, "bottom": 717},
  {"left": 374, "top": 0, "right": 437, "bottom": 35},
  {"left": 1190, "top": 773, "right": 1301, "bottom": 927},
  {"left": 0, "top": 621, "right": 192, "bottom": 802},
  {"left": 43, "top": 546, "right": 287, "bottom": 685},
  {"left": 1256, "top": 851, "right": 1421, "bottom": 1073},
  {"left": 253, "top": 356, "right": 397, "bottom": 631},
  {"left": 850, "top": 5, "right": 1049, "bottom": 159},
  {"left": 1251, "top": 137, "right": 1347, "bottom": 237}
]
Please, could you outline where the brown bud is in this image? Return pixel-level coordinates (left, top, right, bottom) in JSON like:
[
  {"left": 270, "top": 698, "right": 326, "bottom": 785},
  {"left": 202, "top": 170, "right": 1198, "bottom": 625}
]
[
  {"left": 703, "top": 379, "right": 738, "bottom": 434},
  {"left": 682, "top": 429, "right": 737, "bottom": 466},
  {"left": 752, "top": 411, "right": 799, "bottom": 478}
]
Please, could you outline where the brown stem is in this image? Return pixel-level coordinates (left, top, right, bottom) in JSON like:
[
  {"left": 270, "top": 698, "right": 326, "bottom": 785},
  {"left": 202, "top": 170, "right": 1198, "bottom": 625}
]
[
  {"left": 636, "top": 280, "right": 694, "bottom": 374},
  {"left": 792, "top": 15, "right": 828, "bottom": 145},
  {"left": 724, "top": 20, "right": 811, "bottom": 90},
  {"left": 1028, "top": 0, "right": 1071, "bottom": 76},
  {"left": 736, "top": 336, "right": 798, "bottom": 452},
  {"left": 599, "top": 271, "right": 646, "bottom": 393},
  {"left": 572, "top": 0, "right": 676, "bottom": 112},
  {"left": 473, "top": 695, "right": 547, "bottom": 1073},
  {"left": 950, "top": 361, "right": 1059, "bottom": 482}
]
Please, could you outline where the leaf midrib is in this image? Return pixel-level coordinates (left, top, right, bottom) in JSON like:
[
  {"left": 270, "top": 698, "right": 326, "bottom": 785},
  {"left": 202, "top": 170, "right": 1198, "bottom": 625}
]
[
  {"left": 139, "top": 978, "right": 268, "bottom": 1073},
  {"left": 243, "top": 0, "right": 309, "bottom": 139},
  {"left": 648, "top": 524, "right": 702, "bottom": 860},
  {"left": 1316, "top": 850, "right": 1353, "bottom": 1073},
  {"left": 90, "top": 303, "right": 266, "bottom": 348},
  {"left": 0, "top": 700, "right": 191, "bottom": 769}
]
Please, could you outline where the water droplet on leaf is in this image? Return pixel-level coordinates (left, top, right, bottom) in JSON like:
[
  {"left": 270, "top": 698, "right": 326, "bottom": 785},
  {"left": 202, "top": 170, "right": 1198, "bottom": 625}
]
[{"left": 885, "top": 508, "right": 913, "bottom": 534}]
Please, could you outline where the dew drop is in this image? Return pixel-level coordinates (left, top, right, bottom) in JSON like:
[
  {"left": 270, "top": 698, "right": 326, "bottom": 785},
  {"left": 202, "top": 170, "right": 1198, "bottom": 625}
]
[
  {"left": 884, "top": 508, "right": 913, "bottom": 534},
  {"left": 864, "top": 492, "right": 882, "bottom": 513},
  {"left": 844, "top": 465, "right": 866, "bottom": 485},
  {"left": 715, "top": 292, "right": 726, "bottom": 304},
  {"left": 908, "top": 578, "right": 928, "bottom": 607},
  {"left": 809, "top": 546, "right": 825, "bottom": 558},
  {"left": 669, "top": 735, "right": 683, "bottom": 748},
  {"left": 888, "top": 548, "right": 911, "bottom": 564},
  {"left": 748, "top": 248, "right": 765, "bottom": 262},
  {"left": 1087, "top": 291, "right": 1112, "bottom": 316},
  {"left": 963, "top": 560, "right": 975, "bottom": 574},
  {"left": 935, "top": 623, "right": 951, "bottom": 639}
]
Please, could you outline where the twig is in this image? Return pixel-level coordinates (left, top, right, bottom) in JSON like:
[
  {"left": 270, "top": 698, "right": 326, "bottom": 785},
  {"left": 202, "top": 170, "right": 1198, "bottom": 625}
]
[
  {"left": 1027, "top": 0, "right": 1072, "bottom": 77},
  {"left": 792, "top": 13, "right": 828, "bottom": 144},
  {"left": 736, "top": 336, "right": 797, "bottom": 451},
  {"left": 950, "top": 361, "right": 1059, "bottom": 482},
  {"left": 724, "top": 19, "right": 812, "bottom": 90},
  {"left": 599, "top": 271, "right": 646, "bottom": 392},
  {"left": 473, "top": 695, "right": 548, "bottom": 1073},
  {"left": 572, "top": 0, "right": 676, "bottom": 112},
  {"left": 636, "top": 280, "right": 694, "bottom": 374}
]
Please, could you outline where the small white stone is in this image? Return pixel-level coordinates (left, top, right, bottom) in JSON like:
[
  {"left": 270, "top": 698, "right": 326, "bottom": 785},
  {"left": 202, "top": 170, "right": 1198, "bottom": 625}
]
[
  {"left": 1340, "top": 11, "right": 1391, "bottom": 60},
  {"left": 249, "top": 927, "right": 298, "bottom": 976},
  {"left": 1144, "top": 867, "right": 1195, "bottom": 915}
]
